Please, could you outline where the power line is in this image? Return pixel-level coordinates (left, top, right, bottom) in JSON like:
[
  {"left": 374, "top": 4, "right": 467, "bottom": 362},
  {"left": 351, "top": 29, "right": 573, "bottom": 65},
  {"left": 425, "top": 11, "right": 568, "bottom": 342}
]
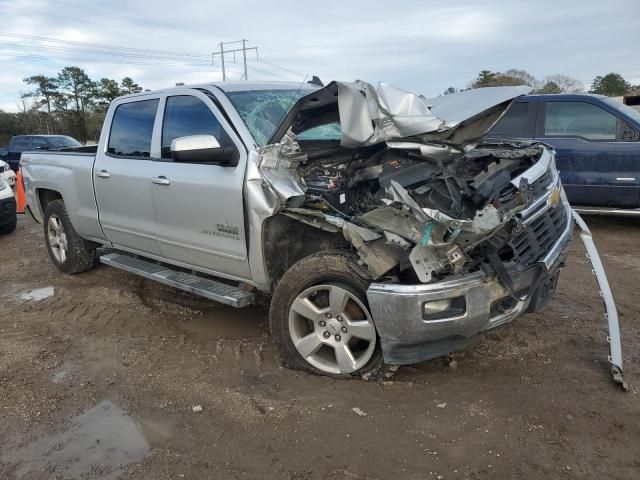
[
  {"left": 257, "top": 59, "right": 306, "bottom": 78},
  {"left": 0, "top": 32, "right": 209, "bottom": 58},
  {"left": 212, "top": 40, "right": 258, "bottom": 81},
  {"left": 0, "top": 31, "right": 311, "bottom": 83},
  {"left": 0, "top": 41, "right": 211, "bottom": 62},
  {"left": 247, "top": 64, "right": 300, "bottom": 82},
  {"left": 0, "top": 52, "right": 210, "bottom": 67}
]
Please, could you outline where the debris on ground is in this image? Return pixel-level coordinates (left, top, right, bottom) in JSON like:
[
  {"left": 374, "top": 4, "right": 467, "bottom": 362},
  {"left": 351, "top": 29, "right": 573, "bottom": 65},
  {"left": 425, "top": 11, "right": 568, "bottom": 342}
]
[{"left": 352, "top": 407, "right": 367, "bottom": 417}]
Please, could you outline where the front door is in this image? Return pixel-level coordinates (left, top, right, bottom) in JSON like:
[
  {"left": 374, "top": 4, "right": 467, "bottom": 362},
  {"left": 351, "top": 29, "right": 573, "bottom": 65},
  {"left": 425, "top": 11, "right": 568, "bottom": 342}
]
[
  {"left": 149, "top": 92, "right": 251, "bottom": 281},
  {"left": 93, "top": 97, "right": 162, "bottom": 256},
  {"left": 535, "top": 100, "right": 640, "bottom": 208}
]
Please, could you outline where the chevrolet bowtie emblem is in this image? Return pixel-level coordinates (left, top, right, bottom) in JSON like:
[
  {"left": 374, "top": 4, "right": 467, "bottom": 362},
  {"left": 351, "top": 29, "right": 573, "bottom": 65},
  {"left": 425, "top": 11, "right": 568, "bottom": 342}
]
[{"left": 549, "top": 187, "right": 561, "bottom": 207}]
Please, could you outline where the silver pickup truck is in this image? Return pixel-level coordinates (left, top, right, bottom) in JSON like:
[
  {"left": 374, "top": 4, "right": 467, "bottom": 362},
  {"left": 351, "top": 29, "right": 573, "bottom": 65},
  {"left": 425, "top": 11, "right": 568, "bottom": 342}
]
[{"left": 20, "top": 80, "right": 623, "bottom": 384}]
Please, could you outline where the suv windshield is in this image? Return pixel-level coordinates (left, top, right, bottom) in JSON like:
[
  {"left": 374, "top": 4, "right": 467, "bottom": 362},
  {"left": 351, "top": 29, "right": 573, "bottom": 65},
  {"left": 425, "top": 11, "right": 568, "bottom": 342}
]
[{"left": 225, "top": 88, "right": 341, "bottom": 146}]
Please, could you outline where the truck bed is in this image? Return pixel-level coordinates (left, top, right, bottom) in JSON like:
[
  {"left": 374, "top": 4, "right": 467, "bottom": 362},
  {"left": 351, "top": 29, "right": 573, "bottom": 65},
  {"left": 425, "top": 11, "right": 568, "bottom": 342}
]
[{"left": 21, "top": 150, "right": 105, "bottom": 244}]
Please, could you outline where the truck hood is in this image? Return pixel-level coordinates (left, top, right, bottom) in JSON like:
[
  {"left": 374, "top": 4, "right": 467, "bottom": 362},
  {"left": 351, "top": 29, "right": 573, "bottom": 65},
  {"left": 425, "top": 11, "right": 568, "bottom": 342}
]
[{"left": 268, "top": 81, "right": 532, "bottom": 147}]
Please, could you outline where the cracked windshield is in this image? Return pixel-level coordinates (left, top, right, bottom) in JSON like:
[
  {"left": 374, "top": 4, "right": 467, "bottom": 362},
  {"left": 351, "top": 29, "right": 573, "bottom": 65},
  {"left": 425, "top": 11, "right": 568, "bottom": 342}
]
[{"left": 225, "top": 89, "right": 341, "bottom": 145}]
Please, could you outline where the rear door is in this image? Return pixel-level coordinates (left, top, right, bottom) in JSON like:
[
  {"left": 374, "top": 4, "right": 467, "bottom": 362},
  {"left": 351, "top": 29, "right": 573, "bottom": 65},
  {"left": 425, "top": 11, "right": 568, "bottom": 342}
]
[
  {"left": 148, "top": 91, "right": 251, "bottom": 281},
  {"left": 93, "top": 97, "right": 163, "bottom": 256},
  {"left": 535, "top": 99, "right": 640, "bottom": 207}
]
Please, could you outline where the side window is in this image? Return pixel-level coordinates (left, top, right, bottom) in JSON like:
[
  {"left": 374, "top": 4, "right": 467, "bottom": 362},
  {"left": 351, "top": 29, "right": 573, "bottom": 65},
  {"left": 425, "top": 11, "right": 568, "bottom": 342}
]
[
  {"left": 32, "top": 137, "right": 48, "bottom": 149},
  {"left": 13, "top": 137, "right": 31, "bottom": 151},
  {"left": 108, "top": 99, "right": 159, "bottom": 157},
  {"left": 544, "top": 102, "right": 617, "bottom": 140},
  {"left": 488, "top": 102, "right": 529, "bottom": 137},
  {"left": 161, "top": 95, "right": 235, "bottom": 159}
]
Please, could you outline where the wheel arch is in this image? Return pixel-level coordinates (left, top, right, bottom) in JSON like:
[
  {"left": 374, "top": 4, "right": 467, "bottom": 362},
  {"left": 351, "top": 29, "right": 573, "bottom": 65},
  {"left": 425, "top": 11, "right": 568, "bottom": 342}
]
[
  {"left": 262, "top": 214, "right": 350, "bottom": 289},
  {"left": 37, "top": 188, "right": 63, "bottom": 215}
]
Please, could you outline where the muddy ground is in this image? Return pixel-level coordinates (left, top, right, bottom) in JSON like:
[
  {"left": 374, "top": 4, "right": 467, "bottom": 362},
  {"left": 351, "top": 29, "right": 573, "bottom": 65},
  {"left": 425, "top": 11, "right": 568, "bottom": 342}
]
[{"left": 0, "top": 215, "right": 638, "bottom": 480}]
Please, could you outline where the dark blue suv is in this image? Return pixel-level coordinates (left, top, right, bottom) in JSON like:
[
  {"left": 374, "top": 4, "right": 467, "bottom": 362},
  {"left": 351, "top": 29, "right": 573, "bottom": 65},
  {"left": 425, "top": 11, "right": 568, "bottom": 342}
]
[
  {"left": 0, "top": 135, "right": 83, "bottom": 172},
  {"left": 487, "top": 94, "right": 640, "bottom": 212}
]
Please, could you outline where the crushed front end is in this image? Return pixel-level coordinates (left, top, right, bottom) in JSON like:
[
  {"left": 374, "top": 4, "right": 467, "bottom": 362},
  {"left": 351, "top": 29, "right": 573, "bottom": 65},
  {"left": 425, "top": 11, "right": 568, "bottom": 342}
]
[
  {"left": 257, "top": 81, "right": 573, "bottom": 365},
  {"left": 366, "top": 152, "right": 572, "bottom": 364}
]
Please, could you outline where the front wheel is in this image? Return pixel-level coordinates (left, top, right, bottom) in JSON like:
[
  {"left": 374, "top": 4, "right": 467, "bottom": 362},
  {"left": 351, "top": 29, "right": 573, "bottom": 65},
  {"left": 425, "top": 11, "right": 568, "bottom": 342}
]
[
  {"left": 269, "top": 251, "right": 382, "bottom": 378},
  {"left": 43, "top": 199, "right": 96, "bottom": 274}
]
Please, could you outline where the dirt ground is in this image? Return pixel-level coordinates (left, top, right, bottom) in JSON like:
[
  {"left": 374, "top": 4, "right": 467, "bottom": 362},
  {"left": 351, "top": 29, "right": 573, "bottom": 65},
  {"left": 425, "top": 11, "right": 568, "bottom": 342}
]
[{"left": 0, "top": 214, "right": 638, "bottom": 480}]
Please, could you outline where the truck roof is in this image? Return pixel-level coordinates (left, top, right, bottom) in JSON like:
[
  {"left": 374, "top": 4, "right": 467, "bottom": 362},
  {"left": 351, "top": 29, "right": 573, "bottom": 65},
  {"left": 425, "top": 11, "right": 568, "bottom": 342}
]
[
  {"left": 117, "top": 81, "right": 317, "bottom": 100},
  {"left": 518, "top": 93, "right": 607, "bottom": 101}
]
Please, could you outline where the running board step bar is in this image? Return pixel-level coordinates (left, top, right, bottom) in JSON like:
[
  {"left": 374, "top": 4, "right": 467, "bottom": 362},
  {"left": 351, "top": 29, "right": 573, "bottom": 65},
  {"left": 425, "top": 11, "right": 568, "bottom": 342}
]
[{"left": 100, "top": 253, "right": 255, "bottom": 308}]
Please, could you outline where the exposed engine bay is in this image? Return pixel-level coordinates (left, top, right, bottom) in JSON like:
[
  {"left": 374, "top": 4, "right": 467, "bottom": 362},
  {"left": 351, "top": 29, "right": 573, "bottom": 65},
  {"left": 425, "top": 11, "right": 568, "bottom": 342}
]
[
  {"left": 263, "top": 136, "right": 551, "bottom": 284},
  {"left": 257, "top": 80, "right": 561, "bottom": 287}
]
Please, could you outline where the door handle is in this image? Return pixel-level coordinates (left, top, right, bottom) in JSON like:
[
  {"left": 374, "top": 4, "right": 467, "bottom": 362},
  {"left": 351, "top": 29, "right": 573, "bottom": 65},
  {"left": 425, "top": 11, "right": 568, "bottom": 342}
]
[
  {"left": 151, "top": 176, "right": 170, "bottom": 185},
  {"left": 95, "top": 170, "right": 110, "bottom": 178}
]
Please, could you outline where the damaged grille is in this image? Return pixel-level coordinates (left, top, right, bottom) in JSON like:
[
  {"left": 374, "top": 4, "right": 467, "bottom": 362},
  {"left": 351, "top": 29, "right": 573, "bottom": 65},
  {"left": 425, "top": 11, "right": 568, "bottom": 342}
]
[{"left": 508, "top": 204, "right": 568, "bottom": 268}]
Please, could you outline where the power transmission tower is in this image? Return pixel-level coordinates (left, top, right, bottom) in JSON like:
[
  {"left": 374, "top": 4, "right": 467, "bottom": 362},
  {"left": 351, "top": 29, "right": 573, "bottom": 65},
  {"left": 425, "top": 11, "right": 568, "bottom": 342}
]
[{"left": 211, "top": 40, "right": 258, "bottom": 81}]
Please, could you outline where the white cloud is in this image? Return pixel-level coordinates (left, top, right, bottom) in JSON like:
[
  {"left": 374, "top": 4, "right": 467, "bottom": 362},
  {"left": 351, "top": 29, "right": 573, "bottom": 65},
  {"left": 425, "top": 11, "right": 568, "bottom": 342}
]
[{"left": 0, "top": 0, "right": 638, "bottom": 112}]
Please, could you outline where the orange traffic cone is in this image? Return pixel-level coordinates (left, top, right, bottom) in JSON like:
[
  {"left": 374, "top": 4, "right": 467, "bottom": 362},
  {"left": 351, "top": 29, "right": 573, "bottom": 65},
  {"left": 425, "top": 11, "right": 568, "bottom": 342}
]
[{"left": 15, "top": 168, "right": 26, "bottom": 214}]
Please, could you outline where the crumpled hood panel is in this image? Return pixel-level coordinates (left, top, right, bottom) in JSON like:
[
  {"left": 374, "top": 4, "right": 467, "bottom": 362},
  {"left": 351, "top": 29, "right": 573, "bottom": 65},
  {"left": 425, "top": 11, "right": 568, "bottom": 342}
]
[{"left": 268, "top": 80, "right": 532, "bottom": 148}]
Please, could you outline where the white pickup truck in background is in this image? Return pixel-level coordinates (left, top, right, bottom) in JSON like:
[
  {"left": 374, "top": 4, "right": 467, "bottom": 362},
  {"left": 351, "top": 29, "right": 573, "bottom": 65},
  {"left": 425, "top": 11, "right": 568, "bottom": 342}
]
[{"left": 19, "top": 80, "right": 625, "bottom": 386}]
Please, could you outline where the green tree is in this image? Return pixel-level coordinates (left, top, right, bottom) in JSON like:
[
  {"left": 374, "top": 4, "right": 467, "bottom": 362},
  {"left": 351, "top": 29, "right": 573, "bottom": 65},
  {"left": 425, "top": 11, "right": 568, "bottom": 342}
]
[
  {"left": 469, "top": 69, "right": 534, "bottom": 89},
  {"left": 23, "top": 75, "right": 59, "bottom": 115},
  {"left": 537, "top": 81, "right": 561, "bottom": 94},
  {"left": 471, "top": 70, "right": 498, "bottom": 88},
  {"left": 120, "top": 77, "right": 142, "bottom": 94},
  {"left": 504, "top": 69, "right": 539, "bottom": 89},
  {"left": 57, "top": 67, "right": 96, "bottom": 140},
  {"left": 591, "top": 73, "right": 631, "bottom": 96},
  {"left": 542, "top": 74, "right": 584, "bottom": 93},
  {"left": 17, "top": 66, "right": 145, "bottom": 142},
  {"left": 57, "top": 67, "right": 95, "bottom": 114},
  {"left": 0, "top": 110, "right": 21, "bottom": 146},
  {"left": 96, "top": 78, "right": 123, "bottom": 103}
]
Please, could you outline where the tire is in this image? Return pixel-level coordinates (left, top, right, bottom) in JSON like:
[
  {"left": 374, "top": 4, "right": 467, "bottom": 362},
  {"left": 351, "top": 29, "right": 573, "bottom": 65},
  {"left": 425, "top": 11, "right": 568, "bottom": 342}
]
[
  {"left": 0, "top": 214, "right": 16, "bottom": 235},
  {"left": 43, "top": 199, "right": 96, "bottom": 274},
  {"left": 269, "top": 250, "right": 382, "bottom": 378}
]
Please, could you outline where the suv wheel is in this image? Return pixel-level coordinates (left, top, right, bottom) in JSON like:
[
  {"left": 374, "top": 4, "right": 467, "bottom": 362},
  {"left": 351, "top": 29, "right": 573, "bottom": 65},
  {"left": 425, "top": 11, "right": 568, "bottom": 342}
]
[
  {"left": 0, "top": 214, "right": 16, "bottom": 235},
  {"left": 44, "top": 199, "right": 96, "bottom": 274},
  {"left": 269, "top": 251, "right": 382, "bottom": 378}
]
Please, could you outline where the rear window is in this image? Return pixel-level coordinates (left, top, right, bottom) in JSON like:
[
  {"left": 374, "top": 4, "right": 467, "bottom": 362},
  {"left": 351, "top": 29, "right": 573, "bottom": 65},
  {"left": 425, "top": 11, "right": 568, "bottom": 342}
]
[
  {"left": 108, "top": 99, "right": 159, "bottom": 157},
  {"left": 488, "top": 102, "right": 529, "bottom": 137}
]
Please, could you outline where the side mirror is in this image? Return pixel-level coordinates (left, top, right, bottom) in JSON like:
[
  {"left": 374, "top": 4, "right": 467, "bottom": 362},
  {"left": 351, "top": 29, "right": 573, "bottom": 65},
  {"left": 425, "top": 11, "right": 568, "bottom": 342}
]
[{"left": 170, "top": 134, "right": 238, "bottom": 165}]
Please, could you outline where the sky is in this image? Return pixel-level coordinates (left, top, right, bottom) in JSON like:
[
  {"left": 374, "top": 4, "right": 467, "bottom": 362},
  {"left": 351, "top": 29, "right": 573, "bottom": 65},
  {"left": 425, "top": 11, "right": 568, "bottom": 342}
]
[{"left": 0, "top": 0, "right": 638, "bottom": 112}]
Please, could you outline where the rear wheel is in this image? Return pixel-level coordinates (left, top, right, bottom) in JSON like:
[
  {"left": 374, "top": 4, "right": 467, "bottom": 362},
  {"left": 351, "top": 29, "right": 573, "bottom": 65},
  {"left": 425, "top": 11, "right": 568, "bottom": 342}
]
[
  {"left": 44, "top": 199, "right": 96, "bottom": 274},
  {"left": 269, "top": 251, "right": 382, "bottom": 378}
]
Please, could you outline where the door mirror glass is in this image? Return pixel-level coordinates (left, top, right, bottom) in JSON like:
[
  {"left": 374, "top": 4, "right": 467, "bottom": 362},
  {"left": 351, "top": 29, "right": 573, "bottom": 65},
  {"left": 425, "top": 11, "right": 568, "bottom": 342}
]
[{"left": 170, "top": 135, "right": 237, "bottom": 165}]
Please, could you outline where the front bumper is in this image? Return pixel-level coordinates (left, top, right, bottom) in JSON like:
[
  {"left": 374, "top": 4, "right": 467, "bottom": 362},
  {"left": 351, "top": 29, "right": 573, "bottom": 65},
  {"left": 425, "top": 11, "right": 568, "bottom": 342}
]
[{"left": 366, "top": 198, "right": 573, "bottom": 365}]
